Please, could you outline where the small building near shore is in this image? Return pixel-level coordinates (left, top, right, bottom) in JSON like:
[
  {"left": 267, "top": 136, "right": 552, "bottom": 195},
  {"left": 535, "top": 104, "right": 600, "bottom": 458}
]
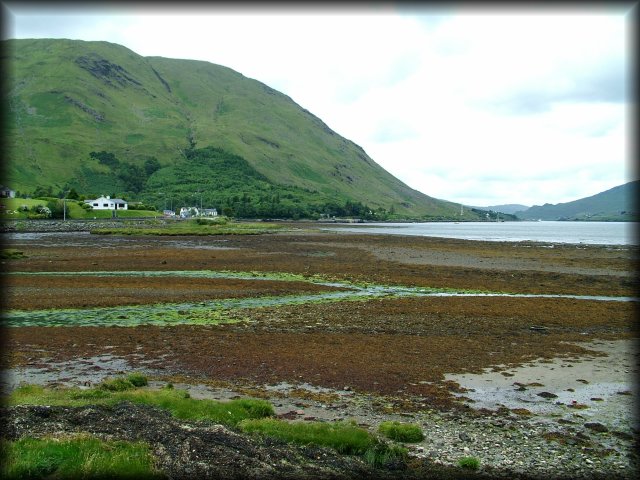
[
  {"left": 201, "top": 208, "right": 218, "bottom": 217},
  {"left": 0, "top": 185, "right": 15, "bottom": 198},
  {"left": 84, "top": 195, "right": 128, "bottom": 210},
  {"left": 179, "top": 206, "right": 198, "bottom": 218}
]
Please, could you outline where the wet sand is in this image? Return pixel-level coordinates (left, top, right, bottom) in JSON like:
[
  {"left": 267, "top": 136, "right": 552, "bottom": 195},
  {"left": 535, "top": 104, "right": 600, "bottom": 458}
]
[{"left": 446, "top": 339, "right": 639, "bottom": 431}]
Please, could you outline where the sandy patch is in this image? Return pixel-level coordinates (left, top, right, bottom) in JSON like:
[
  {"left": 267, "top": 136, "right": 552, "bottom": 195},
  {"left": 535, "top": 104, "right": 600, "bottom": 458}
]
[{"left": 445, "top": 339, "right": 639, "bottom": 431}]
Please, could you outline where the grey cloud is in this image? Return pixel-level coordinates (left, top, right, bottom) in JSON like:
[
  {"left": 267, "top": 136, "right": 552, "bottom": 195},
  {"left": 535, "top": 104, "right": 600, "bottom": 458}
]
[{"left": 485, "top": 60, "right": 626, "bottom": 115}]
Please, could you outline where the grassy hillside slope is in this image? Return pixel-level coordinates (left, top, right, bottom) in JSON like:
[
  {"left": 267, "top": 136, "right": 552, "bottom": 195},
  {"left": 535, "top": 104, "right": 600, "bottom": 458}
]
[
  {"left": 3, "top": 38, "right": 475, "bottom": 219},
  {"left": 516, "top": 180, "right": 639, "bottom": 221}
]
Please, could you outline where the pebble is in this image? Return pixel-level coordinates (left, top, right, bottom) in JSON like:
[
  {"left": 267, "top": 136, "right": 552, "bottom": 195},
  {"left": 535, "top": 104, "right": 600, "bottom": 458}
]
[{"left": 404, "top": 407, "right": 637, "bottom": 478}]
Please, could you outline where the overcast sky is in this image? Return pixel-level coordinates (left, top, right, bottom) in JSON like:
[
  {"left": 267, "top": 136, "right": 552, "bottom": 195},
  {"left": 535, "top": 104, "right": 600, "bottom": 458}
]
[{"left": 2, "top": 2, "right": 635, "bottom": 207}]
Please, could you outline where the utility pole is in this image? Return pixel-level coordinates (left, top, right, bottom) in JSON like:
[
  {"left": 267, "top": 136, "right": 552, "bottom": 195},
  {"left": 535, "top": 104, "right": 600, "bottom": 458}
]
[{"left": 63, "top": 190, "right": 69, "bottom": 221}]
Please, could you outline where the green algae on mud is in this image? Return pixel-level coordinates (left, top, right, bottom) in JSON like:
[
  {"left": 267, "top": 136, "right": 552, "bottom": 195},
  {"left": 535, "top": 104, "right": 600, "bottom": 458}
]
[
  {"left": 6, "top": 269, "right": 313, "bottom": 282},
  {"left": 5, "top": 270, "right": 637, "bottom": 328}
]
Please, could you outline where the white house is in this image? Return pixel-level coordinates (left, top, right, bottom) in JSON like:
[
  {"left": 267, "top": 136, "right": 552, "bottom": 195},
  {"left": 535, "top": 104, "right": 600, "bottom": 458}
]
[
  {"left": 0, "top": 185, "right": 15, "bottom": 198},
  {"left": 179, "top": 206, "right": 198, "bottom": 218},
  {"left": 84, "top": 195, "right": 128, "bottom": 210},
  {"left": 201, "top": 208, "right": 218, "bottom": 217}
]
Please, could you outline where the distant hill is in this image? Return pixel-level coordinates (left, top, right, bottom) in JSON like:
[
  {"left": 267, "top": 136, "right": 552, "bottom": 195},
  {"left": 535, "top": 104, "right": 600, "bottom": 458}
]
[
  {"left": 473, "top": 204, "right": 530, "bottom": 215},
  {"left": 2, "top": 38, "right": 485, "bottom": 221},
  {"left": 515, "top": 181, "right": 639, "bottom": 221}
]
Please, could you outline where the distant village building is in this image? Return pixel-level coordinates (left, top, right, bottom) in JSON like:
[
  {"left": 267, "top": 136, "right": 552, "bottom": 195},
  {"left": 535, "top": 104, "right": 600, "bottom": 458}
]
[
  {"left": 0, "top": 186, "right": 16, "bottom": 198},
  {"left": 163, "top": 209, "right": 176, "bottom": 217},
  {"left": 201, "top": 208, "right": 218, "bottom": 217},
  {"left": 84, "top": 195, "right": 128, "bottom": 210},
  {"left": 179, "top": 206, "right": 199, "bottom": 218},
  {"left": 179, "top": 206, "right": 218, "bottom": 218}
]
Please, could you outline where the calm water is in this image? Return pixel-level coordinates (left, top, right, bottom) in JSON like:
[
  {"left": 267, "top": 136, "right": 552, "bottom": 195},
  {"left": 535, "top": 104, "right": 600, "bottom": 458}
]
[{"left": 324, "top": 221, "right": 638, "bottom": 246}]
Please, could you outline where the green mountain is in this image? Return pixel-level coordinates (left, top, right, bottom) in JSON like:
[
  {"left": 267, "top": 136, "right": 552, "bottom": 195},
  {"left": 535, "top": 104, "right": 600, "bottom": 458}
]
[
  {"left": 515, "top": 180, "right": 639, "bottom": 221},
  {"left": 473, "top": 204, "right": 530, "bottom": 215},
  {"left": 3, "top": 38, "right": 481, "bottom": 220}
]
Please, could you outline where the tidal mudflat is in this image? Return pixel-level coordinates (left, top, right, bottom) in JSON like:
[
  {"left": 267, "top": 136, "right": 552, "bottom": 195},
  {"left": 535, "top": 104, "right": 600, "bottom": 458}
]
[{"left": 2, "top": 225, "right": 638, "bottom": 479}]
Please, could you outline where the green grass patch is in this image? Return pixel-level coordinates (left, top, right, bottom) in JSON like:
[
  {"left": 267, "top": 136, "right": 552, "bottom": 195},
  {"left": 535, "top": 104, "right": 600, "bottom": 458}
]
[
  {"left": 127, "top": 372, "right": 149, "bottom": 387},
  {"left": 98, "top": 373, "right": 148, "bottom": 390},
  {"left": 378, "top": 421, "right": 424, "bottom": 443},
  {"left": 0, "top": 197, "right": 159, "bottom": 219},
  {"left": 90, "top": 219, "right": 286, "bottom": 235},
  {"left": 0, "top": 249, "right": 26, "bottom": 259},
  {"left": 8, "top": 382, "right": 274, "bottom": 428},
  {"left": 239, "top": 418, "right": 373, "bottom": 454},
  {"left": 458, "top": 456, "right": 481, "bottom": 471},
  {"left": 238, "top": 418, "right": 407, "bottom": 467},
  {"left": 1, "top": 436, "right": 164, "bottom": 479}
]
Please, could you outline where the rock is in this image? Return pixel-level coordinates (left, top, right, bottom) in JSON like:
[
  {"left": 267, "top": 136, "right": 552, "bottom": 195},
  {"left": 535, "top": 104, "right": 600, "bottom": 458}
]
[
  {"left": 529, "top": 325, "right": 549, "bottom": 332},
  {"left": 537, "top": 391, "right": 558, "bottom": 399},
  {"left": 584, "top": 422, "right": 609, "bottom": 433},
  {"left": 459, "top": 432, "right": 472, "bottom": 442},
  {"left": 611, "top": 430, "right": 633, "bottom": 440}
]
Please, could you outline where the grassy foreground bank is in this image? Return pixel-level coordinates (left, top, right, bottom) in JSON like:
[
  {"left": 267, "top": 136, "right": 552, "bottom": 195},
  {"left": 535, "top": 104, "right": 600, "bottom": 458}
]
[{"left": 4, "top": 375, "right": 409, "bottom": 477}]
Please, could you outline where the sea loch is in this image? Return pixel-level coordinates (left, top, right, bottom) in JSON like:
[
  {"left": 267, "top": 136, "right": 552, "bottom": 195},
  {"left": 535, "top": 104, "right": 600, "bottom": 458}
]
[{"left": 324, "top": 221, "right": 638, "bottom": 246}]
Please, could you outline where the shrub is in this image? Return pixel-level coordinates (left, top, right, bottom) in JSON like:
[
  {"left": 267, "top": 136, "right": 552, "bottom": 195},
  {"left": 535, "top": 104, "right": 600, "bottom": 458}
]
[
  {"left": 99, "top": 377, "right": 135, "bottom": 392},
  {"left": 458, "top": 456, "right": 481, "bottom": 470},
  {"left": 378, "top": 421, "right": 424, "bottom": 443},
  {"left": 363, "top": 442, "right": 408, "bottom": 468},
  {"left": 27, "top": 204, "right": 51, "bottom": 219},
  {"left": 126, "top": 373, "right": 148, "bottom": 387}
]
